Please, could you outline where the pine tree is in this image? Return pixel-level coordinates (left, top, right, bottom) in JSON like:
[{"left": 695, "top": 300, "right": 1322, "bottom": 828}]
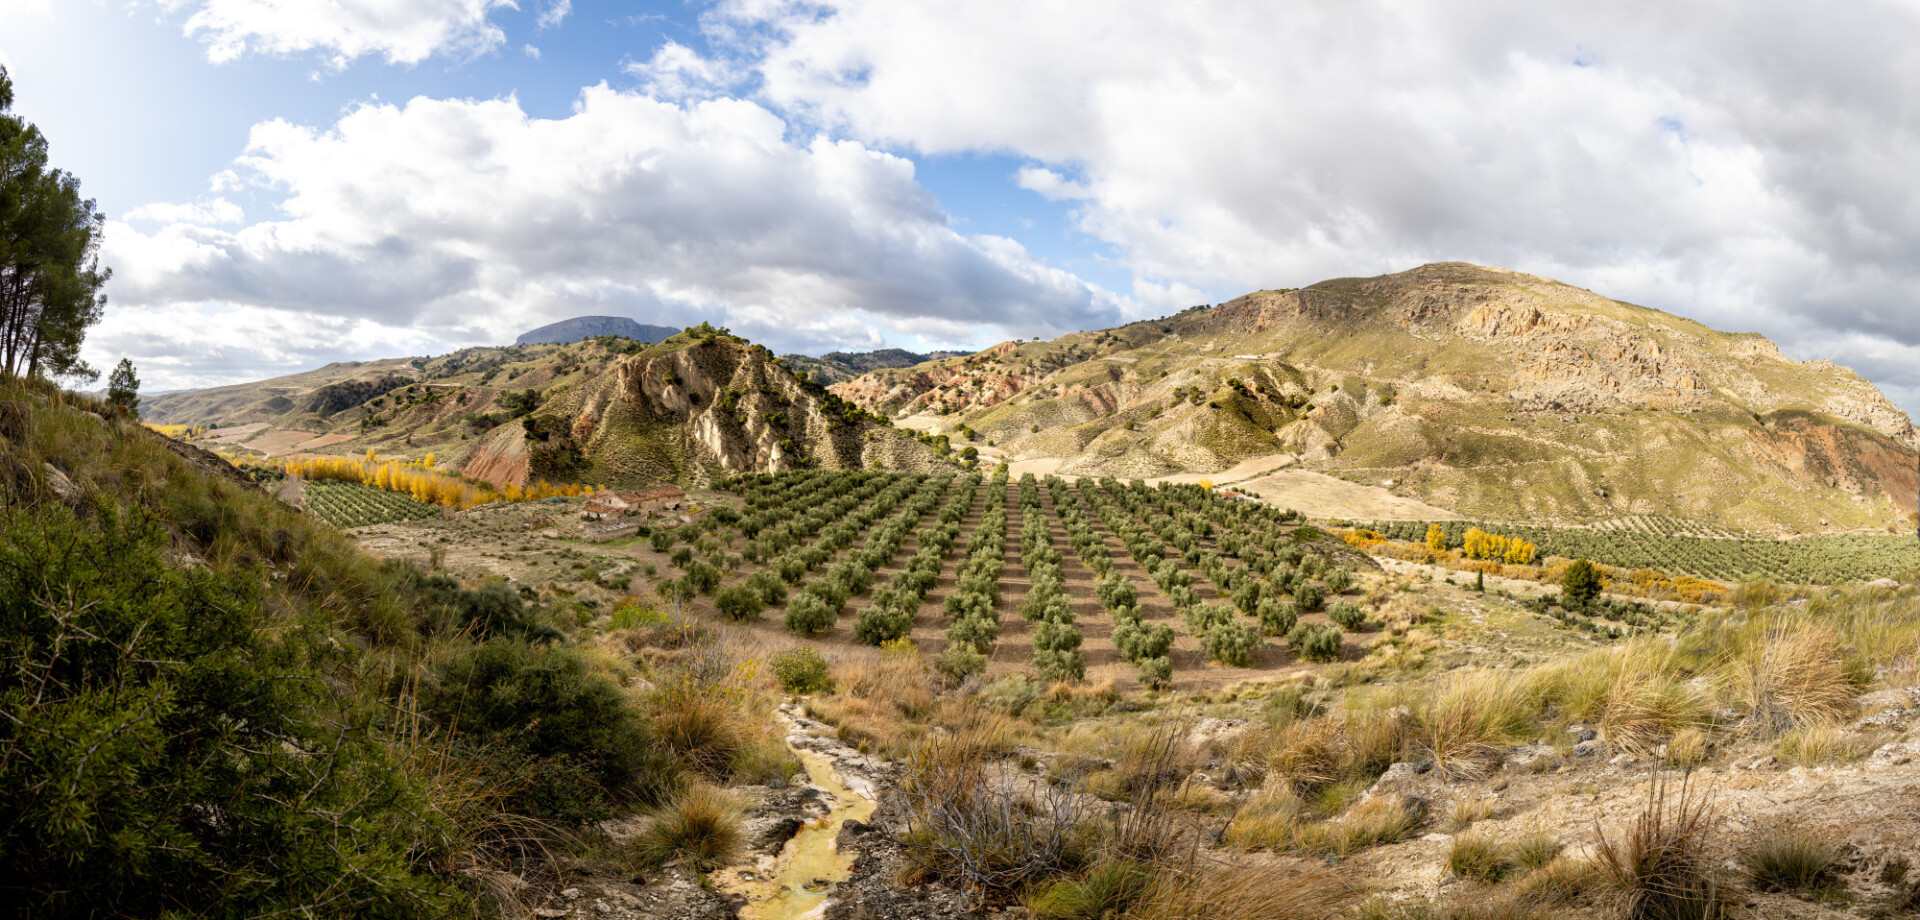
[
  {"left": 0, "top": 67, "right": 109, "bottom": 381},
  {"left": 106, "top": 358, "right": 139, "bottom": 416}
]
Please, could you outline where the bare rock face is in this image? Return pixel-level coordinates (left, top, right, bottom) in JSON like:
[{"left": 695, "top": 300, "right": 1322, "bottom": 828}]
[{"left": 462, "top": 337, "right": 945, "bottom": 488}]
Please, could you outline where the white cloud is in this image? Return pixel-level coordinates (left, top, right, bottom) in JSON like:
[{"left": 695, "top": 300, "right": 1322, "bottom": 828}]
[
  {"left": 625, "top": 40, "right": 738, "bottom": 100},
  {"left": 536, "top": 0, "right": 570, "bottom": 29},
  {"left": 522, "top": 43, "right": 539, "bottom": 59},
  {"left": 164, "top": 0, "right": 515, "bottom": 66},
  {"left": 692, "top": 0, "right": 1920, "bottom": 416},
  {"left": 99, "top": 86, "right": 1121, "bottom": 389},
  {"left": 124, "top": 198, "right": 245, "bottom": 225}
]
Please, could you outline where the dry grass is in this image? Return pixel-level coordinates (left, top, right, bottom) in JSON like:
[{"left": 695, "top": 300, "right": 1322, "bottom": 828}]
[
  {"left": 1664, "top": 728, "right": 1711, "bottom": 769},
  {"left": 629, "top": 784, "right": 744, "bottom": 871},
  {"left": 1448, "top": 832, "right": 1512, "bottom": 882},
  {"left": 1738, "top": 824, "right": 1840, "bottom": 892},
  {"left": 1408, "top": 673, "right": 1534, "bottom": 781},
  {"left": 648, "top": 692, "right": 748, "bottom": 780},
  {"left": 1223, "top": 783, "right": 1307, "bottom": 851},
  {"left": 1447, "top": 796, "right": 1499, "bottom": 832},
  {"left": 1592, "top": 774, "right": 1727, "bottom": 920},
  {"left": 1736, "top": 624, "right": 1857, "bottom": 735},
  {"left": 1527, "top": 641, "right": 1708, "bottom": 757},
  {"left": 1511, "top": 854, "right": 1601, "bottom": 906},
  {"left": 1773, "top": 723, "right": 1871, "bottom": 765},
  {"left": 1131, "top": 860, "right": 1357, "bottom": 920}
]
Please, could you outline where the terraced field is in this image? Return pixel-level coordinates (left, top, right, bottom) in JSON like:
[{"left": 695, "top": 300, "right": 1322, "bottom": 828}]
[
  {"left": 627, "top": 468, "right": 1407, "bottom": 687},
  {"left": 303, "top": 480, "right": 442, "bottom": 528},
  {"left": 1370, "top": 518, "right": 1918, "bottom": 584}
]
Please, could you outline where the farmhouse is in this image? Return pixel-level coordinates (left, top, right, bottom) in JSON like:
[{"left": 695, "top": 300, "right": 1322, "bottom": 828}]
[{"left": 579, "top": 484, "right": 687, "bottom": 520}]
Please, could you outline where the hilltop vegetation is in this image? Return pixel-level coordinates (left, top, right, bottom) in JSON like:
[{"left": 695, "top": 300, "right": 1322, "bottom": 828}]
[{"left": 831, "top": 262, "right": 1918, "bottom": 534}]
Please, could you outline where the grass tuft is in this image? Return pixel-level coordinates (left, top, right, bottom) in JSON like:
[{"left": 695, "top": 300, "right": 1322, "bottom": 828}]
[
  {"left": 1738, "top": 826, "right": 1840, "bottom": 893},
  {"left": 1592, "top": 774, "right": 1726, "bottom": 920},
  {"left": 630, "top": 784, "right": 743, "bottom": 871}
]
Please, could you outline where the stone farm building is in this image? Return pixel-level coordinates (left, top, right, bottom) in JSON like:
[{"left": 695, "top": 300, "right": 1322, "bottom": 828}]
[{"left": 581, "top": 484, "right": 686, "bottom": 522}]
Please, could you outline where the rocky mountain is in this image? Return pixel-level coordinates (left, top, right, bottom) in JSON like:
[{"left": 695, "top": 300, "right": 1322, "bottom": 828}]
[
  {"left": 140, "top": 328, "right": 947, "bottom": 489},
  {"left": 515, "top": 316, "right": 680, "bottom": 346},
  {"left": 463, "top": 326, "right": 946, "bottom": 487},
  {"left": 831, "top": 262, "right": 1918, "bottom": 533},
  {"left": 779, "top": 347, "right": 967, "bottom": 385}
]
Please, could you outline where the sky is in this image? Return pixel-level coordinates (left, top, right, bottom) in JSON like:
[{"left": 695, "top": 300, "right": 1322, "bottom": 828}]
[{"left": 1, "top": 1, "right": 1916, "bottom": 419}]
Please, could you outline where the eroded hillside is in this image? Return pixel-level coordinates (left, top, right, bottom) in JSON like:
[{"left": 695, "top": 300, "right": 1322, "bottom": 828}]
[{"left": 831, "top": 263, "right": 1919, "bottom": 533}]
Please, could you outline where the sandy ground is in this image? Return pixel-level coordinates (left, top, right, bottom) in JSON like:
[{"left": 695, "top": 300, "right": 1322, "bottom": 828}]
[
  {"left": 200, "top": 422, "right": 268, "bottom": 444},
  {"left": 244, "top": 429, "right": 322, "bottom": 456},
  {"left": 1237, "top": 468, "right": 1456, "bottom": 521},
  {"left": 295, "top": 431, "right": 358, "bottom": 451}
]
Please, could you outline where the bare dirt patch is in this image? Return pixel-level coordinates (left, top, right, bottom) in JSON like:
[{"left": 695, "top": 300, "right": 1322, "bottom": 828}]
[{"left": 1238, "top": 468, "right": 1456, "bottom": 521}]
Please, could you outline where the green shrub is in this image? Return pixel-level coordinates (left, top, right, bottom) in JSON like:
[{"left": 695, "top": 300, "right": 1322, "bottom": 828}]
[
  {"left": 1033, "top": 618, "right": 1084, "bottom": 653},
  {"left": 1562, "top": 558, "right": 1603, "bottom": 604},
  {"left": 1202, "top": 619, "right": 1261, "bottom": 666},
  {"left": 1183, "top": 601, "right": 1231, "bottom": 636},
  {"left": 423, "top": 639, "right": 680, "bottom": 806},
  {"left": 945, "top": 612, "right": 999, "bottom": 652},
  {"left": 669, "top": 545, "right": 694, "bottom": 568},
  {"left": 610, "top": 597, "right": 670, "bottom": 630},
  {"left": 714, "top": 584, "right": 764, "bottom": 621},
  {"left": 1287, "top": 623, "right": 1343, "bottom": 662},
  {"left": 854, "top": 602, "right": 915, "bottom": 646},
  {"left": 0, "top": 504, "right": 459, "bottom": 917},
  {"left": 784, "top": 591, "right": 835, "bottom": 636},
  {"left": 934, "top": 642, "right": 987, "bottom": 680},
  {"left": 1292, "top": 581, "right": 1323, "bottom": 612},
  {"left": 1138, "top": 655, "right": 1173, "bottom": 689},
  {"left": 1257, "top": 598, "right": 1298, "bottom": 636},
  {"left": 685, "top": 559, "right": 723, "bottom": 595},
  {"left": 1323, "top": 567, "right": 1353, "bottom": 594},
  {"left": 746, "top": 569, "right": 788, "bottom": 606},
  {"left": 1095, "top": 573, "right": 1138, "bottom": 611},
  {"left": 650, "top": 529, "right": 675, "bottom": 551},
  {"left": 1327, "top": 601, "right": 1367, "bottom": 630},
  {"left": 1114, "top": 619, "right": 1175, "bottom": 663},
  {"left": 1035, "top": 647, "right": 1086, "bottom": 682},
  {"left": 769, "top": 647, "right": 832, "bottom": 694},
  {"left": 1027, "top": 860, "right": 1158, "bottom": 919}
]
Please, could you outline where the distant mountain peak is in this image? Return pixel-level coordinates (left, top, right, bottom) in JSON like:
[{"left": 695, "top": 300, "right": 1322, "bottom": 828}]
[{"left": 516, "top": 316, "right": 679, "bottom": 346}]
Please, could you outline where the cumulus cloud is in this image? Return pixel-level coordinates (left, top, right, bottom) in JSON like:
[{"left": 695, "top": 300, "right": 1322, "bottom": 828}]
[
  {"left": 99, "top": 86, "right": 1121, "bottom": 387},
  {"left": 691, "top": 0, "right": 1920, "bottom": 413},
  {"left": 163, "top": 0, "right": 514, "bottom": 66}
]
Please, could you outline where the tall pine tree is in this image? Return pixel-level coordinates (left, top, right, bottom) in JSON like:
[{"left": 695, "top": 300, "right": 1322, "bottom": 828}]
[{"left": 0, "top": 66, "right": 109, "bottom": 382}]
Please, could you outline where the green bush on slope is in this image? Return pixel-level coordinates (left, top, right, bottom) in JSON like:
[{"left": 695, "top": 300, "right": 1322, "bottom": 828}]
[{"left": 0, "top": 502, "right": 459, "bottom": 917}]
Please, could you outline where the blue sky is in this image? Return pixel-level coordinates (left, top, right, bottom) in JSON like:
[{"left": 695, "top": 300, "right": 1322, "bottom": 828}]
[{"left": 1, "top": 0, "right": 1916, "bottom": 428}]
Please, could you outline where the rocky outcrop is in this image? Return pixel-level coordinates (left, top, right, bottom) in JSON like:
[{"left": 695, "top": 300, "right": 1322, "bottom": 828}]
[{"left": 465, "top": 338, "right": 946, "bottom": 489}]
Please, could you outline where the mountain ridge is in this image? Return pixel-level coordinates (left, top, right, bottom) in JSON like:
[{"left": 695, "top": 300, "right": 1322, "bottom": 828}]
[
  {"left": 515, "top": 315, "right": 681, "bottom": 346},
  {"left": 828, "top": 262, "right": 1916, "bottom": 533}
]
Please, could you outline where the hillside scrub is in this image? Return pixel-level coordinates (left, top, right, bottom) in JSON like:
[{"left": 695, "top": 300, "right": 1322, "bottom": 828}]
[
  {"left": 0, "top": 379, "right": 790, "bottom": 914},
  {"left": 0, "top": 502, "right": 461, "bottom": 916}
]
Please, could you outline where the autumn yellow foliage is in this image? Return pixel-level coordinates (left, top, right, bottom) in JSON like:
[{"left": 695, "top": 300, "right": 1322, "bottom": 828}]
[
  {"left": 1343, "top": 528, "right": 1386, "bottom": 548},
  {"left": 1461, "top": 527, "right": 1538, "bottom": 565},
  {"left": 277, "top": 451, "right": 587, "bottom": 510}
]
